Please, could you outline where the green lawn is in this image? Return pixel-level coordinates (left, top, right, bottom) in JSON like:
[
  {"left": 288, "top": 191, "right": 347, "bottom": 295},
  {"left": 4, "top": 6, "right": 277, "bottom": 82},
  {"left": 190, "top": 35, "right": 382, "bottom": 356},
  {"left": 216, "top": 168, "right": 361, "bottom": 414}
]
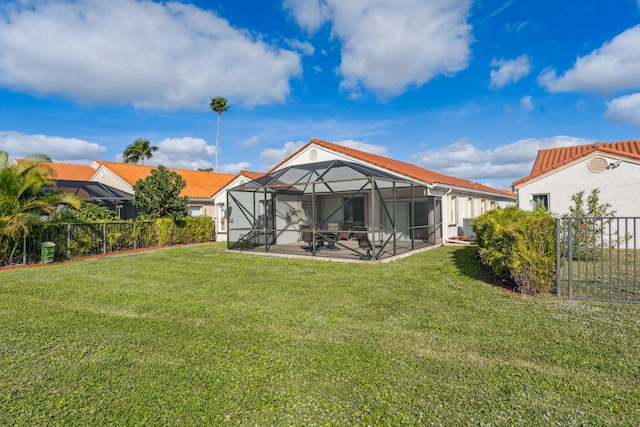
[{"left": 1, "top": 243, "right": 639, "bottom": 425}]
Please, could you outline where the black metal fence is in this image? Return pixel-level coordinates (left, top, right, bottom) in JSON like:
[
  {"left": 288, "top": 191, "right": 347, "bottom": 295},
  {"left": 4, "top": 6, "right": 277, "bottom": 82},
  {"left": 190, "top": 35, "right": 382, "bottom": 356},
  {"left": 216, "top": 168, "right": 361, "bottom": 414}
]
[
  {"left": 556, "top": 217, "right": 639, "bottom": 303},
  {"left": 9, "top": 221, "right": 156, "bottom": 266}
]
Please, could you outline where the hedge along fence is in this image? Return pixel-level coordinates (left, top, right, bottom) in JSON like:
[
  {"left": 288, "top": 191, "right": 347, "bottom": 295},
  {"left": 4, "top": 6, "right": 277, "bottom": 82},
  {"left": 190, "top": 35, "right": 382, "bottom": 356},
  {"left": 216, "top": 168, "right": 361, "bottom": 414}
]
[
  {"left": 472, "top": 206, "right": 556, "bottom": 294},
  {"left": 6, "top": 216, "right": 215, "bottom": 266}
]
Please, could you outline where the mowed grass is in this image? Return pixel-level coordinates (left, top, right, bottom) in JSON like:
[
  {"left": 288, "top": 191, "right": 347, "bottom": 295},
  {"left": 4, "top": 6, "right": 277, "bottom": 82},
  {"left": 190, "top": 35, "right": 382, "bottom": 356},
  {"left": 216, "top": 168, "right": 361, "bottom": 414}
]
[{"left": 1, "top": 243, "right": 640, "bottom": 426}]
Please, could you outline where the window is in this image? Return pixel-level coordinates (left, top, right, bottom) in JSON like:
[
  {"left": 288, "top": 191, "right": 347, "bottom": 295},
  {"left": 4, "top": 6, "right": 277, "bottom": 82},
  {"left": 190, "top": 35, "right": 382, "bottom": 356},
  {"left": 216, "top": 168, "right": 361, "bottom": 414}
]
[
  {"left": 480, "top": 199, "right": 486, "bottom": 215},
  {"left": 490, "top": 201, "right": 496, "bottom": 210},
  {"left": 532, "top": 194, "right": 549, "bottom": 211},
  {"left": 449, "top": 195, "right": 458, "bottom": 224},
  {"left": 190, "top": 206, "right": 202, "bottom": 217},
  {"left": 467, "top": 198, "right": 475, "bottom": 218},
  {"left": 343, "top": 197, "right": 364, "bottom": 226},
  {"left": 302, "top": 202, "right": 313, "bottom": 223}
]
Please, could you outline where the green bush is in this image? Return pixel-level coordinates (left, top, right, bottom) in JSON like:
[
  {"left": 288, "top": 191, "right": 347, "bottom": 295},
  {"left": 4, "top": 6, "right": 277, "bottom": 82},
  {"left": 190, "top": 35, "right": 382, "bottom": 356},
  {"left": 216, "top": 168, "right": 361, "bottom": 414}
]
[
  {"left": 155, "top": 216, "right": 215, "bottom": 245},
  {"left": 471, "top": 206, "right": 525, "bottom": 277},
  {"left": 174, "top": 216, "right": 215, "bottom": 244},
  {"left": 507, "top": 214, "right": 556, "bottom": 294},
  {"left": 155, "top": 218, "right": 176, "bottom": 246},
  {"left": 472, "top": 207, "right": 556, "bottom": 294}
]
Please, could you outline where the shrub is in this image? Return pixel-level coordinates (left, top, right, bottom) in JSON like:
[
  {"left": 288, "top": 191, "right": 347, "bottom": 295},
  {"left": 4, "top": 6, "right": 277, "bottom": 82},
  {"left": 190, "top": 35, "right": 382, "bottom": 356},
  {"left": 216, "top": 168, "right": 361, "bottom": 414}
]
[
  {"left": 174, "top": 216, "right": 215, "bottom": 244},
  {"left": 155, "top": 218, "right": 175, "bottom": 246},
  {"left": 507, "top": 214, "right": 556, "bottom": 294},
  {"left": 155, "top": 216, "right": 215, "bottom": 245},
  {"left": 472, "top": 206, "right": 525, "bottom": 278},
  {"left": 560, "top": 188, "right": 631, "bottom": 260},
  {"left": 472, "top": 207, "right": 556, "bottom": 294}
]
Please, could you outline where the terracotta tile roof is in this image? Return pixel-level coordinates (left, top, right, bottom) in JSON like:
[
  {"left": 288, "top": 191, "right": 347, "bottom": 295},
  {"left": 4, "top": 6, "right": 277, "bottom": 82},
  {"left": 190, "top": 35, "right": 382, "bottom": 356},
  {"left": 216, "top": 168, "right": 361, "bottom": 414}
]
[
  {"left": 512, "top": 139, "right": 640, "bottom": 187},
  {"left": 271, "top": 139, "right": 512, "bottom": 197},
  {"left": 15, "top": 159, "right": 96, "bottom": 181},
  {"left": 239, "top": 170, "right": 265, "bottom": 180},
  {"left": 95, "top": 161, "right": 237, "bottom": 199}
]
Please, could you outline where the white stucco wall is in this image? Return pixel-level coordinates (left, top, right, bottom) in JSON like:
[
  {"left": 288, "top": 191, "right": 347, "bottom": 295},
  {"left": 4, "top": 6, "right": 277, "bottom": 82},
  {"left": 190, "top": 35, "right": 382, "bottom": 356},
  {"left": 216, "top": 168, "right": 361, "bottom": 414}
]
[
  {"left": 516, "top": 155, "right": 640, "bottom": 217},
  {"left": 91, "top": 166, "right": 134, "bottom": 194}
]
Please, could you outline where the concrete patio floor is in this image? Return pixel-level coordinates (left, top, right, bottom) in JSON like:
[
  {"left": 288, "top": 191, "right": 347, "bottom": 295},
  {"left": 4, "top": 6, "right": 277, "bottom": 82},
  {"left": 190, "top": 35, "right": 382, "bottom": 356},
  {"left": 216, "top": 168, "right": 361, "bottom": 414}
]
[{"left": 227, "top": 238, "right": 442, "bottom": 263}]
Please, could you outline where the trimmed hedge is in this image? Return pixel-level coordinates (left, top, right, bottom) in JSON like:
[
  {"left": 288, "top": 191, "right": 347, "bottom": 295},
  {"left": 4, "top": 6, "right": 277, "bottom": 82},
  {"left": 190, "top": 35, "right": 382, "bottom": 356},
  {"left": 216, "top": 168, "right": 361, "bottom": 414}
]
[
  {"left": 472, "top": 206, "right": 556, "bottom": 294},
  {"left": 5, "top": 216, "right": 216, "bottom": 266}
]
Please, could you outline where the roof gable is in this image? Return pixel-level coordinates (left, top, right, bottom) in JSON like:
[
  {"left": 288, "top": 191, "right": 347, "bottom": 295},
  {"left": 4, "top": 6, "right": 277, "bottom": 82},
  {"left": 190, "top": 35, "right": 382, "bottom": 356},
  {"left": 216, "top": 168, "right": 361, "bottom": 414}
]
[
  {"left": 271, "top": 139, "right": 513, "bottom": 197},
  {"left": 94, "top": 161, "right": 237, "bottom": 199},
  {"left": 513, "top": 139, "right": 640, "bottom": 187}
]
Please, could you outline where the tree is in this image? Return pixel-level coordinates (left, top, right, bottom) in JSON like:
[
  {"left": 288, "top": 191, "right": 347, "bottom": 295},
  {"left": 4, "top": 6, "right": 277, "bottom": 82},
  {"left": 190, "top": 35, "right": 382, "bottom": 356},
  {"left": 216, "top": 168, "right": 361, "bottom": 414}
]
[
  {"left": 132, "top": 165, "right": 189, "bottom": 221},
  {"left": 0, "top": 151, "right": 82, "bottom": 265},
  {"left": 123, "top": 138, "right": 158, "bottom": 166},
  {"left": 209, "top": 97, "right": 229, "bottom": 172}
]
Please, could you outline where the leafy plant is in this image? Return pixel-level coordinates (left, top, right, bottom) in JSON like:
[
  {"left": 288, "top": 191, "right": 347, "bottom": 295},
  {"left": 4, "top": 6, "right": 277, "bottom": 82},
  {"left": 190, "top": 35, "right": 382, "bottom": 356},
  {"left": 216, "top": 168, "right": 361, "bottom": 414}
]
[
  {"left": 154, "top": 218, "right": 175, "bottom": 245},
  {"left": 561, "top": 188, "right": 631, "bottom": 260},
  {"left": 56, "top": 201, "right": 120, "bottom": 222},
  {"left": 132, "top": 165, "right": 189, "bottom": 221},
  {"left": 472, "top": 206, "right": 556, "bottom": 293},
  {"left": 0, "top": 151, "right": 81, "bottom": 265}
]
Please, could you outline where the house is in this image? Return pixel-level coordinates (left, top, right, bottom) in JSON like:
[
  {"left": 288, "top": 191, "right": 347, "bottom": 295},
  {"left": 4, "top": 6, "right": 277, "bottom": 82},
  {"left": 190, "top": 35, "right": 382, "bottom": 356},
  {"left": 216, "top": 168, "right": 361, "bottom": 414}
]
[
  {"left": 227, "top": 139, "right": 516, "bottom": 260},
  {"left": 32, "top": 161, "right": 138, "bottom": 218},
  {"left": 512, "top": 140, "right": 640, "bottom": 216},
  {"left": 211, "top": 170, "right": 264, "bottom": 242},
  {"left": 90, "top": 161, "right": 260, "bottom": 240}
]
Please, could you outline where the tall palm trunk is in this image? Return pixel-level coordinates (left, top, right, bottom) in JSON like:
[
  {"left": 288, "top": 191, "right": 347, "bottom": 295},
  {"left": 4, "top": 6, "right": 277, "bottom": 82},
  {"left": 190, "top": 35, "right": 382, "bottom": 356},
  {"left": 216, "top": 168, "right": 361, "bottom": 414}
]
[{"left": 216, "top": 112, "right": 221, "bottom": 172}]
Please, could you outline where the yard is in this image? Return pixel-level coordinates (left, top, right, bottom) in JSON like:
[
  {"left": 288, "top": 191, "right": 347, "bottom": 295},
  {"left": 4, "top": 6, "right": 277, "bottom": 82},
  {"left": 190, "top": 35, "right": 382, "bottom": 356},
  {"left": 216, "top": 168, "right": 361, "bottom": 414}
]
[{"left": 1, "top": 243, "right": 639, "bottom": 425}]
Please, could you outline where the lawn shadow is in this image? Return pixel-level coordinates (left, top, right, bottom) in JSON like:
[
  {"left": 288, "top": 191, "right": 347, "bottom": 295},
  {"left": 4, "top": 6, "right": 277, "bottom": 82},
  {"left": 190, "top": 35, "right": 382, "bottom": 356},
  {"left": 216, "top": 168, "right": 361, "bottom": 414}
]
[{"left": 450, "top": 244, "right": 519, "bottom": 294}]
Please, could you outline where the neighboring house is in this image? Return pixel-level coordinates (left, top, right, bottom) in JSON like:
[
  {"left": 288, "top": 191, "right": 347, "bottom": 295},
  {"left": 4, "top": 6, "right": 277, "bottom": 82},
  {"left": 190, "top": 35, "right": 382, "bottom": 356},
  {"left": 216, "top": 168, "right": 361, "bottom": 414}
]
[
  {"left": 512, "top": 140, "right": 640, "bottom": 217},
  {"left": 90, "top": 161, "right": 260, "bottom": 241},
  {"left": 227, "top": 138, "right": 515, "bottom": 256},
  {"left": 211, "top": 170, "right": 264, "bottom": 242},
  {"left": 37, "top": 161, "right": 137, "bottom": 219}
]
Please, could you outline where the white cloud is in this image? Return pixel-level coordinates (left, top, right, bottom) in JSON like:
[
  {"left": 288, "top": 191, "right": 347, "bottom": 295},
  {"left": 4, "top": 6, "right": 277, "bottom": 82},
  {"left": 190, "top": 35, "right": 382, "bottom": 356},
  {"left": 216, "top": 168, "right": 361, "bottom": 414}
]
[
  {"left": 260, "top": 141, "right": 307, "bottom": 170},
  {"left": 538, "top": 24, "right": 640, "bottom": 94},
  {"left": 287, "top": 39, "right": 315, "bottom": 56},
  {"left": 286, "top": 0, "right": 473, "bottom": 97},
  {"left": 144, "top": 137, "right": 216, "bottom": 170},
  {"left": 240, "top": 136, "right": 260, "bottom": 147},
  {"left": 411, "top": 136, "right": 596, "bottom": 189},
  {"left": 520, "top": 95, "right": 534, "bottom": 112},
  {"left": 335, "top": 139, "right": 389, "bottom": 157},
  {"left": 220, "top": 162, "right": 253, "bottom": 174},
  {"left": 0, "top": 131, "right": 106, "bottom": 163},
  {"left": 490, "top": 55, "right": 531, "bottom": 89},
  {"left": 0, "top": 0, "right": 302, "bottom": 109},
  {"left": 605, "top": 93, "right": 640, "bottom": 127},
  {"left": 283, "top": 0, "right": 329, "bottom": 33}
]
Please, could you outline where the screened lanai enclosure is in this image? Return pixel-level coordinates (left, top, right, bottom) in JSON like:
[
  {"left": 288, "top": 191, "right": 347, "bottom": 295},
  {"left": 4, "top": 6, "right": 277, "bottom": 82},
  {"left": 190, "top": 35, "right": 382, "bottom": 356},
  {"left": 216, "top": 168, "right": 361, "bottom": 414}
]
[{"left": 227, "top": 160, "right": 443, "bottom": 261}]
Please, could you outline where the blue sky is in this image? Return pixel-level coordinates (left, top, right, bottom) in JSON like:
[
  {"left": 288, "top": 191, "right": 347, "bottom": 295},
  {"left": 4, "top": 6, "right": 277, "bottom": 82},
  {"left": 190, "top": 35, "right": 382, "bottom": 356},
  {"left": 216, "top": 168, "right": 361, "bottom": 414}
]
[{"left": 1, "top": 0, "right": 640, "bottom": 190}]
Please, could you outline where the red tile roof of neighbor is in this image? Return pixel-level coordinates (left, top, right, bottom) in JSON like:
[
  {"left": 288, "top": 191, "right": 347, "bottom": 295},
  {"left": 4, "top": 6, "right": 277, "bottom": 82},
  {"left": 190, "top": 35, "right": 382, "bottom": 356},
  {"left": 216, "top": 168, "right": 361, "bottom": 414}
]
[
  {"left": 42, "top": 162, "right": 96, "bottom": 181},
  {"left": 512, "top": 139, "right": 640, "bottom": 187},
  {"left": 94, "top": 161, "right": 238, "bottom": 199},
  {"left": 239, "top": 170, "right": 265, "bottom": 180},
  {"left": 272, "top": 139, "right": 515, "bottom": 197}
]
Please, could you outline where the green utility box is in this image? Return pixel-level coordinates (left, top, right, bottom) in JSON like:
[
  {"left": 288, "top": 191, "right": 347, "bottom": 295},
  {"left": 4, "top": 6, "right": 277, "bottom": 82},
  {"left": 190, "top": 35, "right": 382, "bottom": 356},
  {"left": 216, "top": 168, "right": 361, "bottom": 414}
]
[{"left": 41, "top": 241, "right": 56, "bottom": 264}]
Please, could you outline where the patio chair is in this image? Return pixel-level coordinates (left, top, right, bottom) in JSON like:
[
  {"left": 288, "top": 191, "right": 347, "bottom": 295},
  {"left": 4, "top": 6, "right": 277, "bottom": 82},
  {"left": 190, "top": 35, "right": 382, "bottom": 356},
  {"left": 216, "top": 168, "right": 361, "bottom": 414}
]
[
  {"left": 338, "top": 222, "right": 354, "bottom": 240},
  {"left": 300, "top": 224, "right": 315, "bottom": 251},
  {"left": 356, "top": 231, "right": 372, "bottom": 260},
  {"left": 325, "top": 223, "right": 341, "bottom": 250}
]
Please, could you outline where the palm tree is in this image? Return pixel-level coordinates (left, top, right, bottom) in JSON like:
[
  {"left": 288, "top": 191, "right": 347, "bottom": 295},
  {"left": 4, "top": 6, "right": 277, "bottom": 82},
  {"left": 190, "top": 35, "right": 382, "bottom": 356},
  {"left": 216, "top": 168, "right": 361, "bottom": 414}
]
[
  {"left": 123, "top": 138, "right": 158, "bottom": 166},
  {"left": 0, "top": 152, "right": 82, "bottom": 265},
  {"left": 209, "top": 97, "right": 229, "bottom": 172}
]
